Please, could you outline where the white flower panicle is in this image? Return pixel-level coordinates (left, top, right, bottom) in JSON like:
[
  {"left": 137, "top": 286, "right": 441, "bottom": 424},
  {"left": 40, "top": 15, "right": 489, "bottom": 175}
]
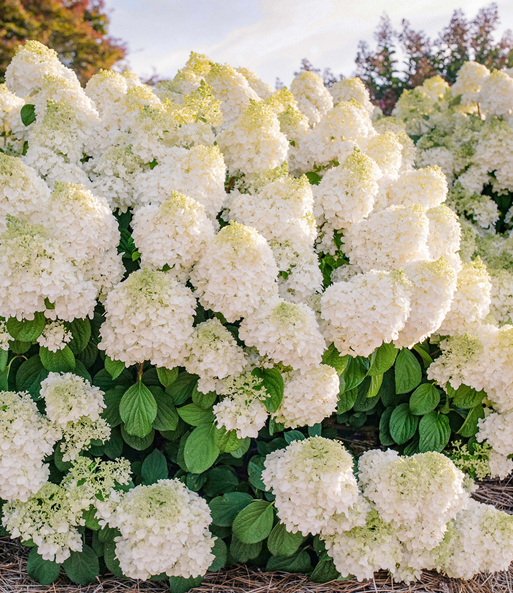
[
  {"left": 478, "top": 70, "right": 513, "bottom": 117},
  {"left": 184, "top": 318, "right": 246, "bottom": 394},
  {"left": 36, "top": 321, "right": 72, "bottom": 352},
  {"left": 262, "top": 437, "right": 358, "bottom": 535},
  {"left": 330, "top": 77, "right": 374, "bottom": 114},
  {"left": 451, "top": 62, "right": 490, "bottom": 104},
  {"left": 132, "top": 191, "right": 215, "bottom": 279},
  {"left": 96, "top": 479, "right": 215, "bottom": 580},
  {"left": 213, "top": 370, "right": 269, "bottom": 438},
  {"left": 321, "top": 270, "right": 411, "bottom": 357},
  {"left": 273, "top": 365, "right": 339, "bottom": 428},
  {"left": 191, "top": 222, "right": 279, "bottom": 322},
  {"left": 0, "top": 390, "right": 60, "bottom": 502},
  {"left": 99, "top": 268, "right": 196, "bottom": 367},
  {"left": 239, "top": 299, "right": 326, "bottom": 370},
  {"left": 385, "top": 166, "right": 447, "bottom": 209},
  {"left": 290, "top": 71, "right": 334, "bottom": 126}
]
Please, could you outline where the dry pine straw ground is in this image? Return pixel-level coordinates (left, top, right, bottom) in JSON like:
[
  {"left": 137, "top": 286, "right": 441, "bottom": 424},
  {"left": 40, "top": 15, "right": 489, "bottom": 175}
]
[{"left": 0, "top": 478, "right": 512, "bottom": 593}]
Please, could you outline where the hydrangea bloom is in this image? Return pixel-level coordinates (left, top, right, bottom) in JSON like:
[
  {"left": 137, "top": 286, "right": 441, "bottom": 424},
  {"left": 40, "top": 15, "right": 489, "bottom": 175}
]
[
  {"left": 184, "top": 318, "right": 246, "bottom": 394},
  {"left": 190, "top": 222, "right": 279, "bottom": 322},
  {"left": 385, "top": 166, "right": 447, "bottom": 209},
  {"left": 239, "top": 299, "right": 326, "bottom": 370},
  {"left": 478, "top": 70, "right": 513, "bottom": 117},
  {"left": 451, "top": 62, "right": 490, "bottom": 105},
  {"left": 0, "top": 390, "right": 60, "bottom": 502},
  {"left": 321, "top": 270, "right": 411, "bottom": 357},
  {"left": 96, "top": 479, "right": 215, "bottom": 580},
  {"left": 330, "top": 77, "right": 373, "bottom": 114},
  {"left": 290, "top": 71, "right": 333, "bottom": 126},
  {"left": 36, "top": 321, "right": 72, "bottom": 352},
  {"left": 132, "top": 191, "right": 215, "bottom": 279},
  {"left": 262, "top": 437, "right": 358, "bottom": 535},
  {"left": 426, "top": 204, "right": 462, "bottom": 264},
  {"left": 99, "top": 268, "right": 196, "bottom": 367},
  {"left": 213, "top": 370, "right": 269, "bottom": 438},
  {"left": 273, "top": 365, "right": 339, "bottom": 428}
]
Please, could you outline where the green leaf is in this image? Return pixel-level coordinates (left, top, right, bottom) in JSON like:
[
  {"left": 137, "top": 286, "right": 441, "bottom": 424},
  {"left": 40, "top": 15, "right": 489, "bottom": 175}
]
[
  {"left": 308, "top": 423, "right": 322, "bottom": 437},
  {"left": 119, "top": 382, "right": 158, "bottom": 438},
  {"left": 457, "top": 405, "right": 485, "bottom": 438},
  {"left": 395, "top": 349, "right": 422, "bottom": 394},
  {"left": 209, "top": 492, "right": 253, "bottom": 527},
  {"left": 82, "top": 506, "right": 101, "bottom": 530},
  {"left": 105, "top": 356, "right": 125, "bottom": 380},
  {"left": 0, "top": 349, "right": 8, "bottom": 373},
  {"left": 141, "top": 449, "right": 168, "bottom": 484},
  {"left": 192, "top": 386, "right": 217, "bottom": 409},
  {"left": 102, "top": 387, "right": 124, "bottom": 427},
  {"left": 247, "top": 456, "right": 266, "bottom": 491},
  {"left": 232, "top": 500, "right": 274, "bottom": 544},
  {"left": 340, "top": 356, "right": 368, "bottom": 391},
  {"left": 321, "top": 344, "right": 349, "bottom": 374},
  {"left": 354, "top": 379, "right": 380, "bottom": 412},
  {"left": 253, "top": 368, "right": 284, "bottom": 413},
  {"left": 213, "top": 425, "right": 242, "bottom": 453},
  {"left": 310, "top": 557, "right": 340, "bottom": 583},
  {"left": 66, "top": 318, "right": 91, "bottom": 354},
  {"left": 266, "top": 550, "right": 312, "bottom": 572},
  {"left": 7, "top": 312, "right": 45, "bottom": 341},
  {"left": 40, "top": 345, "right": 75, "bottom": 372},
  {"left": 229, "top": 536, "right": 262, "bottom": 562},
  {"left": 409, "top": 383, "right": 441, "bottom": 415},
  {"left": 453, "top": 385, "right": 485, "bottom": 409},
  {"left": 267, "top": 523, "right": 304, "bottom": 557},
  {"left": 184, "top": 423, "right": 219, "bottom": 473},
  {"left": 413, "top": 343, "right": 434, "bottom": 367},
  {"left": 306, "top": 171, "right": 322, "bottom": 185},
  {"left": 284, "top": 430, "right": 305, "bottom": 444},
  {"left": 230, "top": 436, "right": 251, "bottom": 458},
  {"left": 169, "top": 575, "right": 204, "bottom": 593},
  {"left": 389, "top": 402, "right": 419, "bottom": 445},
  {"left": 177, "top": 403, "right": 215, "bottom": 426},
  {"left": 16, "top": 355, "right": 48, "bottom": 398},
  {"left": 27, "top": 548, "right": 61, "bottom": 585},
  {"left": 379, "top": 407, "right": 395, "bottom": 447},
  {"left": 418, "top": 412, "right": 451, "bottom": 452},
  {"left": 366, "top": 374, "right": 383, "bottom": 398},
  {"left": 20, "top": 104, "right": 36, "bottom": 126},
  {"left": 103, "top": 542, "right": 123, "bottom": 577},
  {"left": 209, "top": 538, "right": 227, "bottom": 572},
  {"left": 156, "top": 366, "right": 179, "bottom": 387},
  {"left": 152, "top": 387, "right": 179, "bottom": 432},
  {"left": 121, "top": 425, "right": 154, "bottom": 450},
  {"left": 62, "top": 545, "right": 99, "bottom": 585},
  {"left": 368, "top": 342, "right": 398, "bottom": 376},
  {"left": 166, "top": 372, "right": 197, "bottom": 405},
  {"left": 337, "top": 388, "right": 357, "bottom": 414}
]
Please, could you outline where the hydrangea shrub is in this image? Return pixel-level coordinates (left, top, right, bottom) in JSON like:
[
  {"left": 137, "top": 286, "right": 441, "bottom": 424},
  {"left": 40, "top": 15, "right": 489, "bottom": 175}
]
[{"left": 0, "top": 42, "right": 512, "bottom": 588}]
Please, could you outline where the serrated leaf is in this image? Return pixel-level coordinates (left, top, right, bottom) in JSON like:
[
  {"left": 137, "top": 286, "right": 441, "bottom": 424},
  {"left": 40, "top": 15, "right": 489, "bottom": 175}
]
[
  {"left": 166, "top": 372, "right": 197, "bottom": 405},
  {"left": 457, "top": 405, "right": 485, "bottom": 438},
  {"left": 340, "top": 356, "right": 368, "bottom": 391},
  {"left": 418, "top": 412, "right": 451, "bottom": 452},
  {"left": 213, "top": 425, "right": 241, "bottom": 453},
  {"left": 232, "top": 500, "right": 274, "bottom": 544},
  {"left": 253, "top": 368, "right": 284, "bottom": 413},
  {"left": 21, "top": 104, "right": 36, "bottom": 126},
  {"left": 27, "top": 548, "right": 61, "bottom": 585},
  {"left": 16, "top": 355, "right": 48, "bottom": 398},
  {"left": 62, "top": 545, "right": 99, "bottom": 585},
  {"left": 230, "top": 436, "right": 251, "bottom": 458},
  {"left": 66, "top": 318, "right": 91, "bottom": 354},
  {"left": 395, "top": 349, "right": 422, "bottom": 394},
  {"left": 368, "top": 342, "right": 397, "bottom": 376},
  {"left": 103, "top": 542, "right": 123, "bottom": 577},
  {"left": 7, "top": 312, "right": 45, "bottom": 341},
  {"left": 209, "top": 492, "right": 253, "bottom": 526},
  {"left": 156, "top": 366, "right": 178, "bottom": 387},
  {"left": 141, "top": 449, "right": 168, "bottom": 484},
  {"left": 169, "top": 575, "right": 204, "bottom": 593},
  {"left": 310, "top": 557, "right": 340, "bottom": 583},
  {"left": 337, "top": 388, "right": 357, "bottom": 414},
  {"left": 379, "top": 407, "right": 395, "bottom": 447},
  {"left": 413, "top": 343, "right": 434, "bottom": 366},
  {"left": 321, "top": 344, "right": 349, "bottom": 374},
  {"left": 177, "top": 403, "right": 214, "bottom": 426},
  {"left": 119, "top": 382, "right": 157, "bottom": 438},
  {"left": 102, "top": 386, "right": 124, "bottom": 427},
  {"left": 209, "top": 538, "right": 227, "bottom": 572},
  {"left": 453, "top": 385, "right": 485, "bottom": 409},
  {"left": 0, "top": 349, "right": 8, "bottom": 373},
  {"left": 266, "top": 550, "right": 311, "bottom": 572},
  {"left": 389, "top": 402, "right": 419, "bottom": 445},
  {"left": 409, "top": 383, "right": 440, "bottom": 415},
  {"left": 40, "top": 345, "right": 75, "bottom": 372},
  {"left": 151, "top": 387, "right": 179, "bottom": 432},
  {"left": 192, "top": 385, "right": 217, "bottom": 409},
  {"left": 184, "top": 423, "right": 219, "bottom": 473},
  {"left": 229, "top": 536, "right": 262, "bottom": 562},
  {"left": 120, "top": 425, "right": 154, "bottom": 450},
  {"left": 267, "top": 523, "right": 304, "bottom": 557},
  {"left": 248, "top": 456, "right": 266, "bottom": 491},
  {"left": 105, "top": 356, "right": 125, "bottom": 380}
]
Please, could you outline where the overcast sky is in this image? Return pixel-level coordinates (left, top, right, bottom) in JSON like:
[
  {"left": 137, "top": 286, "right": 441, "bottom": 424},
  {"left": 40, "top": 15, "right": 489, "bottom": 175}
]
[{"left": 105, "top": 0, "right": 513, "bottom": 85}]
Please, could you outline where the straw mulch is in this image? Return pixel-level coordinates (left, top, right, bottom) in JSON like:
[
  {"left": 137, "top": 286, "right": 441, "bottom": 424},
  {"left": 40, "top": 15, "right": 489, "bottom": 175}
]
[{"left": 1, "top": 478, "right": 512, "bottom": 593}]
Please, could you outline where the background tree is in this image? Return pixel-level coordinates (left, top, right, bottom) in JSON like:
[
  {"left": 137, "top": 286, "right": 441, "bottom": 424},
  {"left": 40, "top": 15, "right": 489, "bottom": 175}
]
[{"left": 0, "top": 0, "right": 127, "bottom": 84}]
